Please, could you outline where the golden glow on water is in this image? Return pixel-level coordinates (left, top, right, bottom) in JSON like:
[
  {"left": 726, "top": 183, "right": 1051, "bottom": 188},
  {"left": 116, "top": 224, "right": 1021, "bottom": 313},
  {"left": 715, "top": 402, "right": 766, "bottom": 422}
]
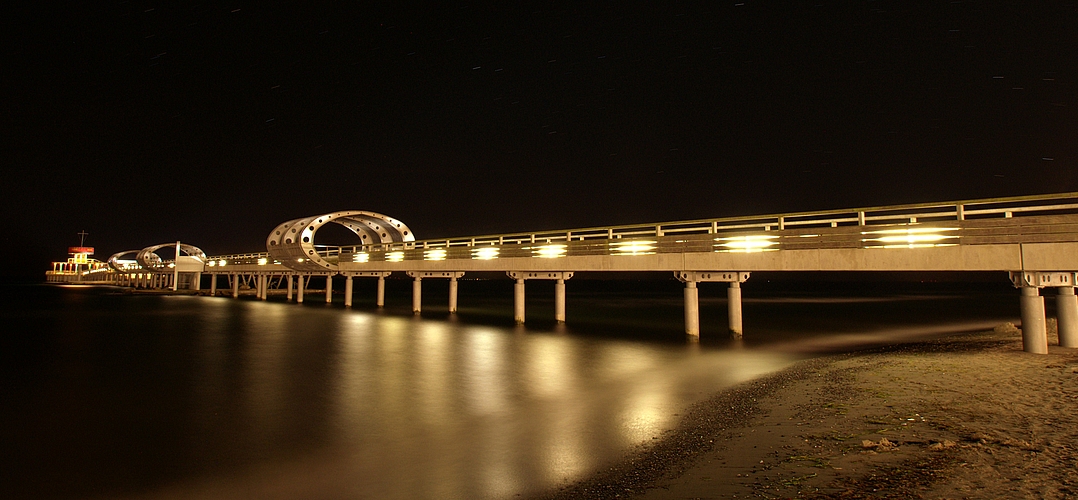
[
  {"left": 463, "top": 328, "right": 508, "bottom": 416},
  {"left": 243, "top": 303, "right": 290, "bottom": 441},
  {"left": 861, "top": 227, "right": 959, "bottom": 248},
  {"left": 609, "top": 240, "right": 657, "bottom": 256},
  {"left": 715, "top": 234, "right": 779, "bottom": 252},
  {"left": 525, "top": 336, "right": 572, "bottom": 397},
  {"left": 618, "top": 384, "right": 675, "bottom": 443},
  {"left": 21, "top": 285, "right": 1015, "bottom": 500},
  {"left": 90, "top": 299, "right": 798, "bottom": 500},
  {"left": 414, "top": 322, "right": 452, "bottom": 425}
]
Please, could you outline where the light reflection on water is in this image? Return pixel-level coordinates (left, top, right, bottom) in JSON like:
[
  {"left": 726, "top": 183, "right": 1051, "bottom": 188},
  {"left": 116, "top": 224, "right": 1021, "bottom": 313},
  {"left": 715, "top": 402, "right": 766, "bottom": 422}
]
[
  {"left": 303, "top": 311, "right": 797, "bottom": 499},
  {"left": 0, "top": 283, "right": 1021, "bottom": 500}
]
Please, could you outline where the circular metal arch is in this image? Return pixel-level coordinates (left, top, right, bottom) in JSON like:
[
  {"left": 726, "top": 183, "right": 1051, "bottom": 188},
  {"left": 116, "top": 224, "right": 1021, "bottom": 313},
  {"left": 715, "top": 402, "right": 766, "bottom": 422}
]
[
  {"left": 266, "top": 211, "right": 415, "bottom": 272},
  {"left": 107, "top": 250, "right": 142, "bottom": 272},
  {"left": 135, "top": 243, "right": 207, "bottom": 272}
]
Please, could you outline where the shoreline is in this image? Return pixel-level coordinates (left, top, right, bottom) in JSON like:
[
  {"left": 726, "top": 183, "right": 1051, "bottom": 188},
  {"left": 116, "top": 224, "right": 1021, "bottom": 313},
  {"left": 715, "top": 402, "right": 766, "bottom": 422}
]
[{"left": 536, "top": 327, "right": 1078, "bottom": 499}]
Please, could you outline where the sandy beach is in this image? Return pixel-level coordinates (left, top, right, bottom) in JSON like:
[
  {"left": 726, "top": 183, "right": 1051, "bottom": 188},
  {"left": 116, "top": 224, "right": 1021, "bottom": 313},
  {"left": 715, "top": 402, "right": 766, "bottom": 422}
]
[{"left": 537, "top": 322, "right": 1078, "bottom": 499}]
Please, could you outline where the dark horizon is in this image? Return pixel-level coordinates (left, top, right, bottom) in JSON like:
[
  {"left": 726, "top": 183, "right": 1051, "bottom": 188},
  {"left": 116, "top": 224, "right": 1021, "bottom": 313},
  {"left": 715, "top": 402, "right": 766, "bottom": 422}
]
[{"left": 7, "top": 2, "right": 1077, "bottom": 279}]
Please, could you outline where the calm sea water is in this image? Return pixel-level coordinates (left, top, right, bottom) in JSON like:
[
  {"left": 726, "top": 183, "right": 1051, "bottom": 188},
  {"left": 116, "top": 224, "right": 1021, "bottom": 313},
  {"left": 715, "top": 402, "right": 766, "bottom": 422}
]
[{"left": 0, "top": 278, "right": 1023, "bottom": 499}]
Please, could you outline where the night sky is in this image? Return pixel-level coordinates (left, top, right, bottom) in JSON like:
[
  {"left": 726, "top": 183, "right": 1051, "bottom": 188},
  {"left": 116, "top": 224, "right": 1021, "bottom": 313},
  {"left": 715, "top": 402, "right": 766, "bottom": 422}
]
[{"left": 6, "top": 2, "right": 1077, "bottom": 279}]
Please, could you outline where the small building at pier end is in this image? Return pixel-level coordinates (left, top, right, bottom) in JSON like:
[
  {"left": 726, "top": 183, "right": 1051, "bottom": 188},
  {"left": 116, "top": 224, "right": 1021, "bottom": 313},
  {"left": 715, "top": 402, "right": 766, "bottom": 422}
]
[{"left": 45, "top": 246, "right": 111, "bottom": 283}]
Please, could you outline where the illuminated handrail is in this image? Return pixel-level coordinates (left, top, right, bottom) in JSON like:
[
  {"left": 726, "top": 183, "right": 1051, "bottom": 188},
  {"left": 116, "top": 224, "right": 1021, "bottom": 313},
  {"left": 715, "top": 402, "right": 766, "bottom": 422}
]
[
  {"left": 366, "top": 192, "right": 1078, "bottom": 252},
  {"left": 204, "top": 192, "right": 1078, "bottom": 264}
]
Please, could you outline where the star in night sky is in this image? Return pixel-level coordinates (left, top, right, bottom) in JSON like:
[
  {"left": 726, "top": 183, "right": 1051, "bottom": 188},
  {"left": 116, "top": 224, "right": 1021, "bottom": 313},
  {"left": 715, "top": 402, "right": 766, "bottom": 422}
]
[{"left": 4, "top": 1, "right": 1077, "bottom": 278}]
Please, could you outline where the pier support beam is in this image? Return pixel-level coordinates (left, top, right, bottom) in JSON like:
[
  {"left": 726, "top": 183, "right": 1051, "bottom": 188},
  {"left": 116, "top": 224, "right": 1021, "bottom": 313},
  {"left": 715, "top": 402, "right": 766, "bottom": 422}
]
[
  {"left": 297, "top": 274, "right": 305, "bottom": 303},
  {"left": 1059, "top": 286, "right": 1078, "bottom": 348},
  {"left": 412, "top": 276, "right": 422, "bottom": 314},
  {"left": 326, "top": 275, "right": 333, "bottom": 304},
  {"left": 260, "top": 275, "right": 268, "bottom": 300},
  {"left": 406, "top": 271, "right": 465, "bottom": 315},
  {"left": 232, "top": 273, "right": 239, "bottom": 298},
  {"left": 286, "top": 275, "right": 293, "bottom": 301},
  {"left": 377, "top": 276, "right": 385, "bottom": 307},
  {"left": 554, "top": 279, "right": 566, "bottom": 323},
  {"left": 728, "top": 282, "right": 743, "bottom": 338},
  {"left": 449, "top": 276, "right": 458, "bottom": 313},
  {"left": 1011, "top": 271, "right": 1078, "bottom": 352},
  {"left": 507, "top": 272, "right": 573, "bottom": 324},
  {"left": 345, "top": 276, "right": 354, "bottom": 307},
  {"left": 1020, "top": 286, "right": 1047, "bottom": 354},
  {"left": 210, "top": 274, "right": 217, "bottom": 296},
  {"left": 676, "top": 272, "right": 751, "bottom": 339},
  {"left": 684, "top": 281, "right": 699, "bottom": 336},
  {"left": 514, "top": 278, "right": 525, "bottom": 324}
]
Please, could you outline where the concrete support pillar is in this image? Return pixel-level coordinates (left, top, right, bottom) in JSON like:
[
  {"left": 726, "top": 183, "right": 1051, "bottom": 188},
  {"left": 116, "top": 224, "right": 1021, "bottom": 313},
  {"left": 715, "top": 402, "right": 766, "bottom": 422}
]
[
  {"left": 412, "top": 277, "right": 422, "bottom": 314},
  {"left": 326, "top": 275, "right": 333, "bottom": 303},
  {"left": 728, "top": 281, "right": 744, "bottom": 339},
  {"left": 376, "top": 276, "right": 386, "bottom": 307},
  {"left": 554, "top": 279, "right": 566, "bottom": 323},
  {"left": 231, "top": 274, "right": 239, "bottom": 298},
  {"left": 210, "top": 274, "right": 217, "bottom": 296},
  {"left": 260, "top": 275, "right": 268, "bottom": 300},
  {"left": 286, "top": 275, "right": 294, "bottom": 301},
  {"left": 1020, "top": 286, "right": 1048, "bottom": 354},
  {"left": 1057, "top": 287, "right": 1078, "bottom": 348},
  {"left": 449, "top": 276, "right": 459, "bottom": 313},
  {"left": 684, "top": 281, "right": 700, "bottom": 337},
  {"left": 297, "top": 275, "right": 305, "bottom": 303},
  {"left": 345, "top": 276, "right": 354, "bottom": 307},
  {"left": 193, "top": 273, "right": 202, "bottom": 291},
  {"left": 511, "top": 278, "right": 525, "bottom": 324}
]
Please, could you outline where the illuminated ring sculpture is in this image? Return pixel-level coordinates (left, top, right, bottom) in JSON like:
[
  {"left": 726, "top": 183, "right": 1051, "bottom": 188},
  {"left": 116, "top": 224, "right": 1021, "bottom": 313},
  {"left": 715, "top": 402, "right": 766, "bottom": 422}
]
[
  {"left": 135, "top": 243, "right": 207, "bottom": 272},
  {"left": 267, "top": 211, "right": 415, "bottom": 272},
  {"left": 107, "top": 250, "right": 142, "bottom": 272}
]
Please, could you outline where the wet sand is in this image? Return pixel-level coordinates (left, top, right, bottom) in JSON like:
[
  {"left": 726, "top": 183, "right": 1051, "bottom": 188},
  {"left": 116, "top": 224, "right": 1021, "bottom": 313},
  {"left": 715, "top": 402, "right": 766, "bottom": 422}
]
[{"left": 536, "top": 323, "right": 1078, "bottom": 499}]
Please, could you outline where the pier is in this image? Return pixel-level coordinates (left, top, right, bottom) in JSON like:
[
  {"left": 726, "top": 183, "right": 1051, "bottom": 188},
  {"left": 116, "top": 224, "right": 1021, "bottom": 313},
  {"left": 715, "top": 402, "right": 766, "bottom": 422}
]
[{"left": 51, "top": 192, "right": 1078, "bottom": 353}]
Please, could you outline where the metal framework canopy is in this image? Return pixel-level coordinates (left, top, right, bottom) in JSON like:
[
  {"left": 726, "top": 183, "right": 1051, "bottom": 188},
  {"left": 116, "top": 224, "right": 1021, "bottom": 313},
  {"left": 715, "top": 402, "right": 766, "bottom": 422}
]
[
  {"left": 107, "top": 250, "right": 141, "bottom": 272},
  {"left": 108, "top": 244, "right": 207, "bottom": 272},
  {"left": 266, "top": 211, "right": 415, "bottom": 272},
  {"left": 136, "top": 243, "right": 207, "bottom": 272}
]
